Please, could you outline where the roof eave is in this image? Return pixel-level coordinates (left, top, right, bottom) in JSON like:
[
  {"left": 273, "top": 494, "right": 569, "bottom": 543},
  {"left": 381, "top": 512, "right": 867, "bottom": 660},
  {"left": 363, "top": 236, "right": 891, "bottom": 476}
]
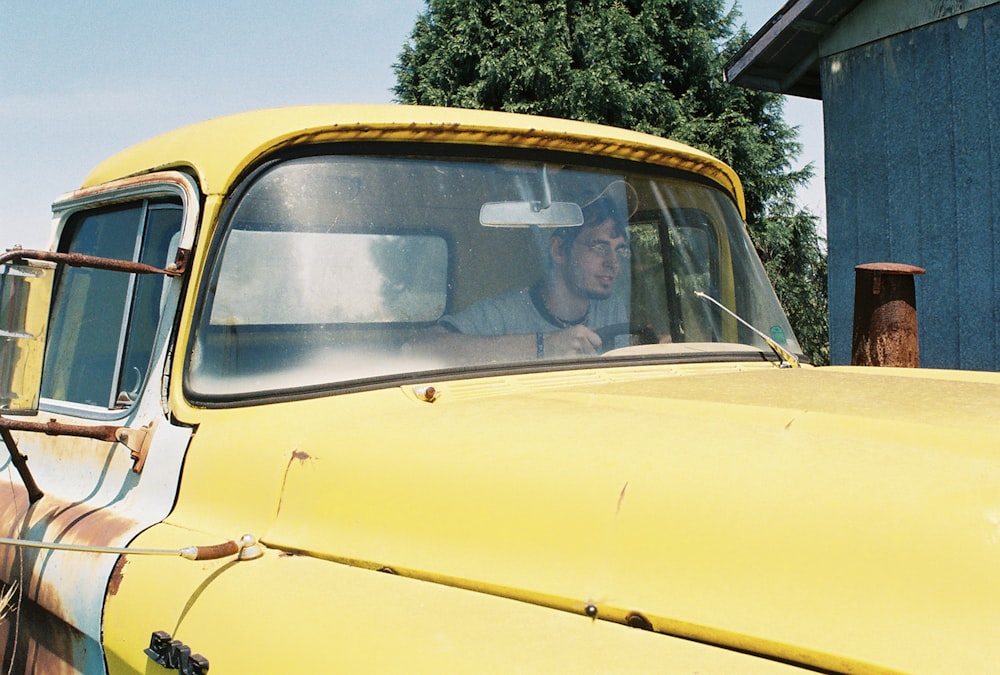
[{"left": 724, "top": 0, "right": 864, "bottom": 99}]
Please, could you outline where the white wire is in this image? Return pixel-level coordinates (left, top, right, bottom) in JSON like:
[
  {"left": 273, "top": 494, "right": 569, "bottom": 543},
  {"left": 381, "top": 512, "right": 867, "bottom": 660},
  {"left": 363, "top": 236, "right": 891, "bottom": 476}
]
[{"left": 0, "top": 536, "right": 185, "bottom": 557}]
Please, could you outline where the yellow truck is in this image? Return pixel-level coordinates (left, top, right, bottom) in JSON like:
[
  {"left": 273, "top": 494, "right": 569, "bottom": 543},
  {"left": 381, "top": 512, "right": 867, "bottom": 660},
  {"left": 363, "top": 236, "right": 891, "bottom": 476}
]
[{"left": 0, "top": 105, "right": 998, "bottom": 674}]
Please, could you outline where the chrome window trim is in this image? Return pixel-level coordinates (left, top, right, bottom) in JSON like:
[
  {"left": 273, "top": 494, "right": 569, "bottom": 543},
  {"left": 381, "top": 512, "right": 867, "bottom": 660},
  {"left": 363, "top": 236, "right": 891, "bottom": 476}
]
[{"left": 50, "top": 171, "right": 200, "bottom": 253}]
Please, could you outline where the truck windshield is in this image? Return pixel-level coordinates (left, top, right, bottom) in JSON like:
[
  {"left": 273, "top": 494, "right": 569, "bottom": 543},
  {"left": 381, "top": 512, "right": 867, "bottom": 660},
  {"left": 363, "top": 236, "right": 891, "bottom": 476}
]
[{"left": 187, "top": 150, "right": 799, "bottom": 401}]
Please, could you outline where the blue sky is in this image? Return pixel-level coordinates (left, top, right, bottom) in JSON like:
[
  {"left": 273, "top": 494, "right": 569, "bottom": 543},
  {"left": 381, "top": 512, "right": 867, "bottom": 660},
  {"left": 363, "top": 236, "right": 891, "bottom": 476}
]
[{"left": 0, "top": 1, "right": 821, "bottom": 249}]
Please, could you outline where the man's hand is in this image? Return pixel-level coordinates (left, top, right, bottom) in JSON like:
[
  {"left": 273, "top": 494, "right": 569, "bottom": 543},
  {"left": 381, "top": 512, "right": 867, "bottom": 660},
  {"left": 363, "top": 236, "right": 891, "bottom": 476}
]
[{"left": 543, "top": 325, "right": 603, "bottom": 357}]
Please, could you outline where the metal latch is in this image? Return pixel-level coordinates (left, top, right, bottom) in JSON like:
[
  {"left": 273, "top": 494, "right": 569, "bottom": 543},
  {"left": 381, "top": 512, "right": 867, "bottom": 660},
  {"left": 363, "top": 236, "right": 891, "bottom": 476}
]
[{"left": 115, "top": 420, "right": 157, "bottom": 472}]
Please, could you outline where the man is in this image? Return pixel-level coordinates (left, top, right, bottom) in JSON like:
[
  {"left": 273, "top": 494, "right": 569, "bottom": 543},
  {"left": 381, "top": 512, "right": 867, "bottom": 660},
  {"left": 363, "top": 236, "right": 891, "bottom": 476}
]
[{"left": 418, "top": 196, "right": 629, "bottom": 361}]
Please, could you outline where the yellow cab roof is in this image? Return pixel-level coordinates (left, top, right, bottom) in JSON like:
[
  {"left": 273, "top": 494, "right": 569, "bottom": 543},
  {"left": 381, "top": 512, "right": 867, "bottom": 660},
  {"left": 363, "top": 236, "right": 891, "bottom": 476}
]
[{"left": 82, "top": 104, "right": 746, "bottom": 218}]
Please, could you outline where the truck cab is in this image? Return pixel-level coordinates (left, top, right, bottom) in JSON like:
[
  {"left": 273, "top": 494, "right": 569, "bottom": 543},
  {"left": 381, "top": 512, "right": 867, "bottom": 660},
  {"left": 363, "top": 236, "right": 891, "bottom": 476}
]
[{"left": 0, "top": 106, "right": 998, "bottom": 674}]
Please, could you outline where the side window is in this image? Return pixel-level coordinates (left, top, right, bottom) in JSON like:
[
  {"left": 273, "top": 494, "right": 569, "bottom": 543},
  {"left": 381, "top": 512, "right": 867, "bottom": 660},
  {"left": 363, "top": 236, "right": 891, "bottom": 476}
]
[
  {"left": 40, "top": 200, "right": 182, "bottom": 409},
  {"left": 627, "top": 210, "right": 722, "bottom": 343}
]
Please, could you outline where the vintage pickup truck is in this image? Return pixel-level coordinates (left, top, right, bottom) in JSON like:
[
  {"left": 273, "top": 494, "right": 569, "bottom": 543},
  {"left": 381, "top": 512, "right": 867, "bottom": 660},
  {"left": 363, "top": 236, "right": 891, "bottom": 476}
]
[{"left": 0, "top": 105, "right": 998, "bottom": 674}]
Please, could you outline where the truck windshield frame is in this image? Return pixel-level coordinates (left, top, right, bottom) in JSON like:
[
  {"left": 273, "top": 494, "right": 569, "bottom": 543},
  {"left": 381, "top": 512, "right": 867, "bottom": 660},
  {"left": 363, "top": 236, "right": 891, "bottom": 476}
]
[{"left": 185, "top": 147, "right": 800, "bottom": 404}]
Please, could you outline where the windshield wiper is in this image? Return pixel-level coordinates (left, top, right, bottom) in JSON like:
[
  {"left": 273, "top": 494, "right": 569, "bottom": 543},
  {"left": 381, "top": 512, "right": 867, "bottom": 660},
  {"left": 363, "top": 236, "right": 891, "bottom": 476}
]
[{"left": 695, "top": 292, "right": 800, "bottom": 368}]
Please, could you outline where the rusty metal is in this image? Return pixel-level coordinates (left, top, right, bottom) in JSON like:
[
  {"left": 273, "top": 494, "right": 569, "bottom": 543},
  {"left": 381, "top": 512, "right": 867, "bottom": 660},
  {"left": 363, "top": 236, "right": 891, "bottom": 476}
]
[
  {"left": 0, "top": 248, "right": 185, "bottom": 276},
  {"left": 0, "top": 417, "right": 124, "bottom": 503},
  {"left": 851, "top": 262, "right": 926, "bottom": 367},
  {"left": 0, "top": 425, "right": 43, "bottom": 503},
  {"left": 0, "top": 409, "right": 195, "bottom": 673},
  {"left": 0, "top": 416, "right": 121, "bottom": 442}
]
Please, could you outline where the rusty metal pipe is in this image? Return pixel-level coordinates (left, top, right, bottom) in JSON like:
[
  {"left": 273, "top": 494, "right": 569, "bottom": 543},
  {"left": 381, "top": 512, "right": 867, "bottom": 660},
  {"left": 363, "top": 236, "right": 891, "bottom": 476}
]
[
  {"left": 0, "top": 248, "right": 183, "bottom": 276},
  {"left": 851, "top": 262, "right": 925, "bottom": 367},
  {"left": 0, "top": 416, "right": 121, "bottom": 442}
]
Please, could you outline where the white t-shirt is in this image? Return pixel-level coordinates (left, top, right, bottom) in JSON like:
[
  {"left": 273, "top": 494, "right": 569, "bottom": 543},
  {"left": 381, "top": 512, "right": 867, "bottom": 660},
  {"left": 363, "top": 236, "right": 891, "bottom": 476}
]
[{"left": 441, "top": 282, "right": 629, "bottom": 341}]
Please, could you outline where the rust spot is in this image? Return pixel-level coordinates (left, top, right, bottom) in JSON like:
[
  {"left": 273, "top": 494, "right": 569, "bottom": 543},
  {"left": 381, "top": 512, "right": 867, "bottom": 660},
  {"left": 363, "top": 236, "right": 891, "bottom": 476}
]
[
  {"left": 626, "top": 612, "right": 654, "bottom": 631},
  {"left": 0, "top": 485, "right": 138, "bottom": 613},
  {"left": 276, "top": 450, "right": 314, "bottom": 516},
  {"left": 32, "top": 505, "right": 139, "bottom": 613},
  {"left": 107, "top": 556, "right": 127, "bottom": 596}
]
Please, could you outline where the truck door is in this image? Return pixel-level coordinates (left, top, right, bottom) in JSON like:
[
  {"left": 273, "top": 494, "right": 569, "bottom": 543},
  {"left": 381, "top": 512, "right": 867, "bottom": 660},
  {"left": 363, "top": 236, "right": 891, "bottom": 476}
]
[{"left": 0, "top": 172, "right": 200, "bottom": 674}]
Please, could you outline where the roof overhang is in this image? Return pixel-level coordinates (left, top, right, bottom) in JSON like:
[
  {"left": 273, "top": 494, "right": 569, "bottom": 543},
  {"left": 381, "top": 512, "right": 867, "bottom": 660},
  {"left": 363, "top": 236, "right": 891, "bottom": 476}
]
[{"left": 724, "top": 0, "right": 864, "bottom": 99}]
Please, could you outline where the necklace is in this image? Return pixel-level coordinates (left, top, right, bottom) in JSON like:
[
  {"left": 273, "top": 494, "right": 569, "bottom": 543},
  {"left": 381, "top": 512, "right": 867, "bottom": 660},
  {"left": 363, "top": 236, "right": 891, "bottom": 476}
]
[{"left": 532, "top": 282, "right": 588, "bottom": 328}]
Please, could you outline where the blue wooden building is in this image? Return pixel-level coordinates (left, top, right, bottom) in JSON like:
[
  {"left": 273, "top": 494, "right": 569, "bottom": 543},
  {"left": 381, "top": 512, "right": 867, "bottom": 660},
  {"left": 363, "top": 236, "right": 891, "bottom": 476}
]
[{"left": 726, "top": 0, "right": 999, "bottom": 370}]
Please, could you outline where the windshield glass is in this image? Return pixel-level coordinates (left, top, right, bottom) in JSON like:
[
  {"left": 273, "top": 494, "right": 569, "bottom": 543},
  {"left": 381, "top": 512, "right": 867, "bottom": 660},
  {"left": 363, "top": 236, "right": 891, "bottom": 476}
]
[{"left": 187, "top": 150, "right": 799, "bottom": 400}]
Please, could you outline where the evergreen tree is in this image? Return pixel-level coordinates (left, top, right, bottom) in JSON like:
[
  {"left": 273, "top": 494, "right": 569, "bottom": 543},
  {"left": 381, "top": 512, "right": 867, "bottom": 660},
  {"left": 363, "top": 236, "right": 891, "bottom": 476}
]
[{"left": 394, "top": 0, "right": 828, "bottom": 364}]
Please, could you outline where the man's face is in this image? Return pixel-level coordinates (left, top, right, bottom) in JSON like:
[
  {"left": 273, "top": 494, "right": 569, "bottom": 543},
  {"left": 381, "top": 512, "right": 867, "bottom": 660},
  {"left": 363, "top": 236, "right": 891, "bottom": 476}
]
[{"left": 560, "top": 217, "right": 627, "bottom": 300}]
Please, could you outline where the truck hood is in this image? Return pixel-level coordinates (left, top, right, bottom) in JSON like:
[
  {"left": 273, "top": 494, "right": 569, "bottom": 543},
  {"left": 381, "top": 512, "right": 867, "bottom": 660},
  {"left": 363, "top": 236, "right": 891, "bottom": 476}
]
[{"left": 195, "top": 363, "right": 1000, "bottom": 673}]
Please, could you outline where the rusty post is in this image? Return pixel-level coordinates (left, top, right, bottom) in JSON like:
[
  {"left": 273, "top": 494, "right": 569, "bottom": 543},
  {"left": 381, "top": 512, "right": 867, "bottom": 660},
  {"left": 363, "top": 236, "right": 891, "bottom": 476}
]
[{"left": 851, "top": 262, "right": 926, "bottom": 367}]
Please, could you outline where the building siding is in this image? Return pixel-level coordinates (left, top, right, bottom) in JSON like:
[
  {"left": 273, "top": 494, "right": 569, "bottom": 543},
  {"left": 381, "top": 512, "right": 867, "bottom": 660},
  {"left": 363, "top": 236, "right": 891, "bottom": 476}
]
[{"left": 822, "top": 3, "right": 999, "bottom": 369}]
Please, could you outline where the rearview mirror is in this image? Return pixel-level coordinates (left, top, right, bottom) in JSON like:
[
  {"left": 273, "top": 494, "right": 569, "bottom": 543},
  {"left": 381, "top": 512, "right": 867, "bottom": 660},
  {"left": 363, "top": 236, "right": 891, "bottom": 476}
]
[
  {"left": 0, "top": 259, "right": 55, "bottom": 414},
  {"left": 479, "top": 201, "right": 584, "bottom": 228}
]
